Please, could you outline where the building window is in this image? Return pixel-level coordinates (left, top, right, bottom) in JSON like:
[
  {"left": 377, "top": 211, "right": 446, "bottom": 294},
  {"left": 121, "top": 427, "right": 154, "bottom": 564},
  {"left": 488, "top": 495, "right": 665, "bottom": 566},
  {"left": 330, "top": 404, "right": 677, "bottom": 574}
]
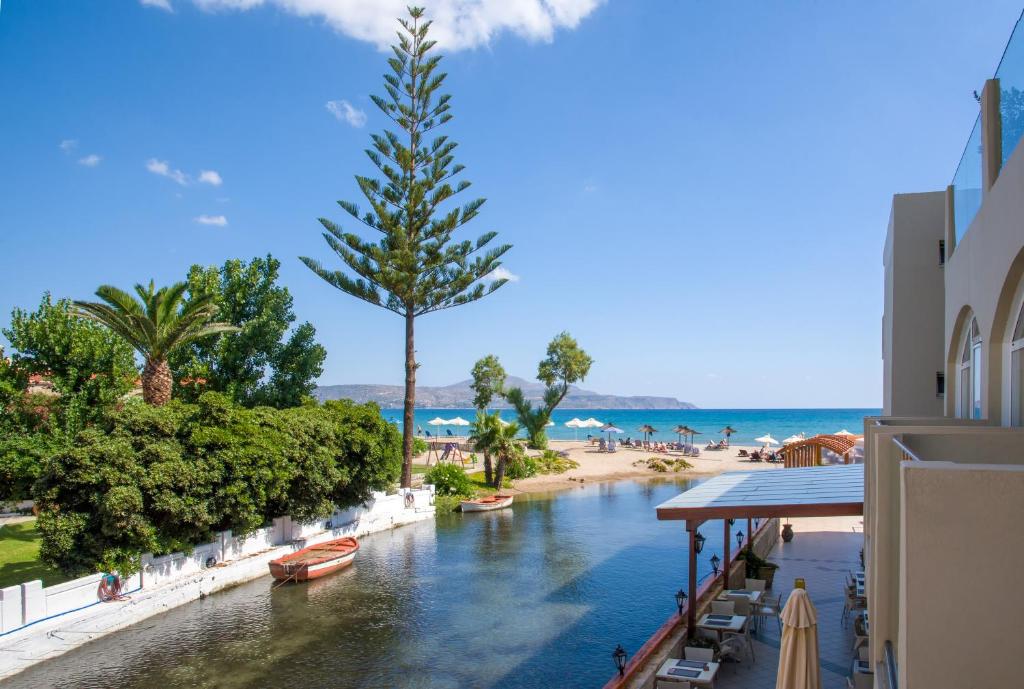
[
  {"left": 936, "top": 372, "right": 945, "bottom": 398},
  {"left": 958, "top": 318, "right": 982, "bottom": 419},
  {"left": 939, "top": 240, "right": 946, "bottom": 266},
  {"left": 1011, "top": 303, "right": 1024, "bottom": 426}
]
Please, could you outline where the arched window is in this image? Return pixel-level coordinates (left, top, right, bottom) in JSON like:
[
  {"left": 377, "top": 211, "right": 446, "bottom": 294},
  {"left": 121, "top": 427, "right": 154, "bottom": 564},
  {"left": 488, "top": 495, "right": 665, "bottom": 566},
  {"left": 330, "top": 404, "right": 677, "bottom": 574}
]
[
  {"left": 1011, "top": 304, "right": 1024, "bottom": 425},
  {"left": 958, "top": 319, "right": 982, "bottom": 419}
]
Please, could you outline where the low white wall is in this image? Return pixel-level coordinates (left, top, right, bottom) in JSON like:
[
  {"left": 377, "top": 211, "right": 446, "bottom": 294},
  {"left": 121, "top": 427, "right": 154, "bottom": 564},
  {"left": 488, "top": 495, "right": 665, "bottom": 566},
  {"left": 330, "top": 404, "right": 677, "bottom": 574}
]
[{"left": 0, "top": 487, "right": 434, "bottom": 639}]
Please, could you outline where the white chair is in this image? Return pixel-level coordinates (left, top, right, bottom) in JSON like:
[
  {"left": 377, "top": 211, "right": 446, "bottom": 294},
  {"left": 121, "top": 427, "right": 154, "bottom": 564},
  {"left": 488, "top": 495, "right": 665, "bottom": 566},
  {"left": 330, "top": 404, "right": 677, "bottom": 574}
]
[
  {"left": 726, "top": 595, "right": 751, "bottom": 616},
  {"left": 684, "top": 646, "right": 714, "bottom": 662},
  {"left": 718, "top": 635, "right": 745, "bottom": 664},
  {"left": 711, "top": 600, "right": 735, "bottom": 615},
  {"left": 752, "top": 593, "right": 782, "bottom": 633},
  {"left": 725, "top": 618, "right": 756, "bottom": 663},
  {"left": 745, "top": 578, "right": 766, "bottom": 592}
]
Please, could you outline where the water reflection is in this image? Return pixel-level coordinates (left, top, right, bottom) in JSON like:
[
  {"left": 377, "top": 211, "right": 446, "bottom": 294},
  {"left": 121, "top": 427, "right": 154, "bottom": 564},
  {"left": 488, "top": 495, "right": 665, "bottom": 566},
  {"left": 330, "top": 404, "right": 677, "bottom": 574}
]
[{"left": 8, "top": 478, "right": 733, "bottom": 689}]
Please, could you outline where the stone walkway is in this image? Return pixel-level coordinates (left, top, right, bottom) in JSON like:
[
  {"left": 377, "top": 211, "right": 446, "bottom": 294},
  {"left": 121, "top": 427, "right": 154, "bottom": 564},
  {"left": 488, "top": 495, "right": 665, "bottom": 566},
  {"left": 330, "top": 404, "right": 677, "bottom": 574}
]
[{"left": 713, "top": 517, "right": 863, "bottom": 689}]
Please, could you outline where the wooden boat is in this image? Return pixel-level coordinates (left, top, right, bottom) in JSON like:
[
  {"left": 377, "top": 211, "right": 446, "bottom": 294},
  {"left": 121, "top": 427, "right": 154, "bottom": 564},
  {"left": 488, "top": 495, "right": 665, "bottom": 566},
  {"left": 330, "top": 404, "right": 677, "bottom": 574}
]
[
  {"left": 268, "top": 537, "right": 359, "bottom": 582},
  {"left": 460, "top": 494, "right": 514, "bottom": 512}
]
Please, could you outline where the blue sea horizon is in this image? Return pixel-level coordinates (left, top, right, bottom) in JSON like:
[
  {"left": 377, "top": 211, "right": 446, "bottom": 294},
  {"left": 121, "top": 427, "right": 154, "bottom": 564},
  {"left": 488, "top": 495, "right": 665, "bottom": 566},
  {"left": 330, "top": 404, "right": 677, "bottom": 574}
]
[{"left": 380, "top": 407, "right": 881, "bottom": 445}]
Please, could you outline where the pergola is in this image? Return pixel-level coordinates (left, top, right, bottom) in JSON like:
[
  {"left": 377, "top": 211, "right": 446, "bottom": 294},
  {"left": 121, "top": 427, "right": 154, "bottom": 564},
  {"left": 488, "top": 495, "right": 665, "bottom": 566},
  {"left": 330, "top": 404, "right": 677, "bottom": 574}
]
[
  {"left": 655, "top": 464, "right": 864, "bottom": 636},
  {"left": 781, "top": 433, "right": 860, "bottom": 468}
]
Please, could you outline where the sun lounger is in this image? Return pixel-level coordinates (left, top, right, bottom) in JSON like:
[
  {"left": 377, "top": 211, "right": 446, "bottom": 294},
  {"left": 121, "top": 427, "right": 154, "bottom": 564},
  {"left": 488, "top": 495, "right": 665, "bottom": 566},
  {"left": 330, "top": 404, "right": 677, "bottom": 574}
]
[{"left": 738, "top": 449, "right": 748, "bottom": 457}]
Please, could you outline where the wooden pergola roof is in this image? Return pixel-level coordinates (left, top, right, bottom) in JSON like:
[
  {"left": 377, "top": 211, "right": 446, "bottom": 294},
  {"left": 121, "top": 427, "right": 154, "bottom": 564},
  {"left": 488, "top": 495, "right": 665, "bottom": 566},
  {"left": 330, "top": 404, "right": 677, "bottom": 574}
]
[
  {"left": 655, "top": 464, "right": 864, "bottom": 521},
  {"left": 782, "top": 433, "right": 859, "bottom": 456}
]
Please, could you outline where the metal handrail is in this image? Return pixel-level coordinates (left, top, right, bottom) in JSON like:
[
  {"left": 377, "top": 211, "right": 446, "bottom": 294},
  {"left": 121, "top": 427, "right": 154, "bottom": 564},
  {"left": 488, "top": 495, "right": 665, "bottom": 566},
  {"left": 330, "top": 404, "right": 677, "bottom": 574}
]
[
  {"left": 890, "top": 436, "right": 921, "bottom": 462},
  {"left": 882, "top": 639, "right": 898, "bottom": 689}
]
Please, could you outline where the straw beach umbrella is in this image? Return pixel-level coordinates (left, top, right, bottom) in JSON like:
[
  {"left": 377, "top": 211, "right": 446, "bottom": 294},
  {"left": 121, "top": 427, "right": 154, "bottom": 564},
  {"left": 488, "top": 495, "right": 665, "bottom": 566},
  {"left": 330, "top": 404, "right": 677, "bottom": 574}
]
[
  {"left": 720, "top": 426, "right": 737, "bottom": 446},
  {"left": 638, "top": 424, "right": 657, "bottom": 443},
  {"left": 601, "top": 423, "right": 623, "bottom": 442},
  {"left": 776, "top": 587, "right": 821, "bottom": 689},
  {"left": 673, "top": 425, "right": 691, "bottom": 447}
]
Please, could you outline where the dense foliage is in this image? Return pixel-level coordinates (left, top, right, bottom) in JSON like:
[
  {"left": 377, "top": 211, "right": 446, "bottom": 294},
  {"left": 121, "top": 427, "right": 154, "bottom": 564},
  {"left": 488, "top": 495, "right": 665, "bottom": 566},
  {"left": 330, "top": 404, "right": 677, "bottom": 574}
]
[
  {"left": 423, "top": 462, "right": 474, "bottom": 498},
  {"left": 171, "top": 256, "right": 326, "bottom": 408},
  {"left": 300, "top": 7, "right": 512, "bottom": 488},
  {"left": 34, "top": 393, "right": 402, "bottom": 576},
  {"left": 506, "top": 332, "right": 593, "bottom": 448},
  {"left": 469, "top": 410, "right": 522, "bottom": 487}
]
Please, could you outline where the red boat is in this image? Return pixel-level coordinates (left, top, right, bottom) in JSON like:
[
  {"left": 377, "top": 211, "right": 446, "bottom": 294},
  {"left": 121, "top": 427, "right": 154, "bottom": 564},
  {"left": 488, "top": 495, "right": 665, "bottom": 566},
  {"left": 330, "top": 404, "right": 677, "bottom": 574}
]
[{"left": 268, "top": 537, "right": 359, "bottom": 582}]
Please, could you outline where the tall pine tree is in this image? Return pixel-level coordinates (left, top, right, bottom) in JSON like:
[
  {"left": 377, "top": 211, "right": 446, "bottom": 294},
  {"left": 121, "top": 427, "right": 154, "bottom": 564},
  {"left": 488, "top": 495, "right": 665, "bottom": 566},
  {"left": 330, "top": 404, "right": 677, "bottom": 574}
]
[{"left": 301, "top": 7, "right": 512, "bottom": 487}]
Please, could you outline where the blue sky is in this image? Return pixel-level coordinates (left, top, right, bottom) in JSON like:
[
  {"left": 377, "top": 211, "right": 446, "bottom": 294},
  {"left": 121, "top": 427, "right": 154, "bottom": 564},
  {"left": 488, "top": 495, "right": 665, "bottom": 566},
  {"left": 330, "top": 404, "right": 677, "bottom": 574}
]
[{"left": 1, "top": 1, "right": 1021, "bottom": 408}]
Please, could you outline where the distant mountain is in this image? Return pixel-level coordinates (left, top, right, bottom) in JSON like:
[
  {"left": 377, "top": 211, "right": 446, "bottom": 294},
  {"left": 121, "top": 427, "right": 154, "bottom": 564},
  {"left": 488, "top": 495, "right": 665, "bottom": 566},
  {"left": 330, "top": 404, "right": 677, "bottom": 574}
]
[{"left": 314, "top": 375, "right": 697, "bottom": 410}]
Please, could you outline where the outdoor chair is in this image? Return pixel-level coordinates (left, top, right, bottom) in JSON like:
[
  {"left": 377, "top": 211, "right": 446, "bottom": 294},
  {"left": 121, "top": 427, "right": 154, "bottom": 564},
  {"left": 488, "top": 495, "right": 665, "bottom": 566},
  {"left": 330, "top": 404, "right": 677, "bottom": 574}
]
[
  {"left": 841, "top": 588, "right": 866, "bottom": 627},
  {"left": 737, "top": 449, "right": 749, "bottom": 457},
  {"left": 718, "top": 635, "right": 745, "bottom": 664},
  {"left": 711, "top": 600, "right": 735, "bottom": 615},
  {"left": 598, "top": 439, "right": 607, "bottom": 452},
  {"left": 446, "top": 429, "right": 454, "bottom": 437},
  {"left": 752, "top": 593, "right": 782, "bottom": 634},
  {"left": 724, "top": 621, "right": 755, "bottom": 663},
  {"left": 726, "top": 595, "right": 751, "bottom": 616},
  {"left": 745, "top": 578, "right": 766, "bottom": 592},
  {"left": 847, "top": 673, "right": 873, "bottom": 689},
  {"left": 656, "top": 681, "right": 691, "bottom": 689},
  {"left": 684, "top": 646, "right": 714, "bottom": 662}
]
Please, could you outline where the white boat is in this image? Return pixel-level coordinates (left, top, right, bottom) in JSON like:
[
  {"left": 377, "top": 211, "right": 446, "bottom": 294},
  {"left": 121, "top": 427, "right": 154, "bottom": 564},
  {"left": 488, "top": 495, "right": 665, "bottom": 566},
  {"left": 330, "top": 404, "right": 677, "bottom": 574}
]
[{"left": 460, "top": 494, "right": 514, "bottom": 512}]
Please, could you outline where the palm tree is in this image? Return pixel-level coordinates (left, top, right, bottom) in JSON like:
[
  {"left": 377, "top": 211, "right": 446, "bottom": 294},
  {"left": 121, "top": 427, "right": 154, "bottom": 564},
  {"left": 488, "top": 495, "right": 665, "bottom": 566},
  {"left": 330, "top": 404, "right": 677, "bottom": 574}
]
[
  {"left": 73, "top": 281, "right": 238, "bottom": 405},
  {"left": 469, "top": 411, "right": 522, "bottom": 488}
]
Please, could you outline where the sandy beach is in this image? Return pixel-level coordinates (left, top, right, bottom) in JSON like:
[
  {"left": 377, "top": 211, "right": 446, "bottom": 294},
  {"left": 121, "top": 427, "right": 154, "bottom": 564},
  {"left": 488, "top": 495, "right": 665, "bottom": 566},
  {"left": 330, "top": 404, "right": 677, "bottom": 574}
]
[{"left": 509, "top": 439, "right": 782, "bottom": 493}]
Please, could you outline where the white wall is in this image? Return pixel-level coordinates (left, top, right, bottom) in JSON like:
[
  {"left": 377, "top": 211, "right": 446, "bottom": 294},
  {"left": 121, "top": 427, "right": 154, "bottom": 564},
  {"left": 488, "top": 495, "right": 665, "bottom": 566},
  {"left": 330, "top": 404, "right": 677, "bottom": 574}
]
[{"left": 0, "top": 487, "right": 434, "bottom": 637}]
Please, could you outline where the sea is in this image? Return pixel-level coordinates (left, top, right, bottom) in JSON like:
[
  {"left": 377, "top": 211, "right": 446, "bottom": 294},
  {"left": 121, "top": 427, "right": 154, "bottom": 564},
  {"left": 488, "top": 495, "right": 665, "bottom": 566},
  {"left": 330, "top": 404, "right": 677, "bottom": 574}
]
[{"left": 379, "top": 407, "right": 881, "bottom": 445}]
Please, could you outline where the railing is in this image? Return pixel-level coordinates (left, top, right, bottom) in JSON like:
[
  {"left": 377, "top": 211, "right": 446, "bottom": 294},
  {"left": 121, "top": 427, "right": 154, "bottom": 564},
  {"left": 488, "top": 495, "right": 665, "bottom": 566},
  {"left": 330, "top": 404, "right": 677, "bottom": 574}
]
[
  {"left": 951, "top": 114, "right": 983, "bottom": 245},
  {"left": 996, "top": 11, "right": 1024, "bottom": 168},
  {"left": 890, "top": 436, "right": 921, "bottom": 463}
]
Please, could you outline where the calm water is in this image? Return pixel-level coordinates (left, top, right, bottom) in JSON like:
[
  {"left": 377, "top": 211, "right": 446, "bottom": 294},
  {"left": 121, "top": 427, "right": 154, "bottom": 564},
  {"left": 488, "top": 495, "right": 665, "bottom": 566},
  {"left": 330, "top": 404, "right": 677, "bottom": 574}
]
[
  {"left": 7, "top": 480, "right": 742, "bottom": 689},
  {"left": 384, "top": 407, "right": 880, "bottom": 444}
]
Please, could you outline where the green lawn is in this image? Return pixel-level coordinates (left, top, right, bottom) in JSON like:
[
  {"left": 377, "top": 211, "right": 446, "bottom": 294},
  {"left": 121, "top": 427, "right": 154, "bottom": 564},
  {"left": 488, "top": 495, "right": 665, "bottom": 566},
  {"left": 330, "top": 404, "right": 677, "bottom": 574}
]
[{"left": 0, "top": 519, "right": 72, "bottom": 589}]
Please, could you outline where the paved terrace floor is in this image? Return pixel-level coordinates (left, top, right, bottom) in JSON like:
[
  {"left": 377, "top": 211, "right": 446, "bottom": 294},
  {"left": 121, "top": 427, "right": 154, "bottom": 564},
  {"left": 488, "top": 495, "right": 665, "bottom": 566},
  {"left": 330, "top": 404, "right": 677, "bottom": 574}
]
[{"left": 713, "top": 516, "right": 863, "bottom": 689}]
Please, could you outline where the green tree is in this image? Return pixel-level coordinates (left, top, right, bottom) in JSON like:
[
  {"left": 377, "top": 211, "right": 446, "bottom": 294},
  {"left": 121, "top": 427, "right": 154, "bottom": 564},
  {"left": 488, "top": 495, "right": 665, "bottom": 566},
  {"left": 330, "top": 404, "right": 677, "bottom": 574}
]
[
  {"left": 72, "top": 281, "right": 238, "bottom": 405},
  {"left": 171, "top": 255, "right": 327, "bottom": 408},
  {"left": 469, "top": 411, "right": 521, "bottom": 489},
  {"left": 470, "top": 354, "right": 506, "bottom": 483},
  {"left": 300, "top": 7, "right": 512, "bottom": 488},
  {"left": 3, "top": 293, "right": 137, "bottom": 416},
  {"left": 506, "top": 332, "right": 593, "bottom": 449}
]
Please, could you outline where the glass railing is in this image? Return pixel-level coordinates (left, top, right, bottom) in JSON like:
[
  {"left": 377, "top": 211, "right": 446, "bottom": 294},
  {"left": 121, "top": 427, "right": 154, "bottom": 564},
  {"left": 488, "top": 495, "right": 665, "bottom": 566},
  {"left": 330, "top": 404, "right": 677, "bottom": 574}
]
[
  {"left": 997, "top": 13, "right": 1024, "bottom": 167},
  {"left": 951, "top": 115, "right": 982, "bottom": 245}
]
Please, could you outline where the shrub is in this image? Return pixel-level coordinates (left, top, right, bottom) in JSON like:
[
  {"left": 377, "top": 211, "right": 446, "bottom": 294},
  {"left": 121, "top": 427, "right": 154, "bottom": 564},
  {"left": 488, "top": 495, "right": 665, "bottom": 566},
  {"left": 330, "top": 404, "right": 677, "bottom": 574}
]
[
  {"left": 424, "top": 463, "right": 474, "bottom": 497},
  {"left": 632, "top": 456, "right": 693, "bottom": 473},
  {"left": 536, "top": 450, "right": 579, "bottom": 475},
  {"left": 34, "top": 392, "right": 401, "bottom": 577},
  {"left": 504, "top": 451, "right": 538, "bottom": 480},
  {"left": 413, "top": 437, "right": 429, "bottom": 455}
]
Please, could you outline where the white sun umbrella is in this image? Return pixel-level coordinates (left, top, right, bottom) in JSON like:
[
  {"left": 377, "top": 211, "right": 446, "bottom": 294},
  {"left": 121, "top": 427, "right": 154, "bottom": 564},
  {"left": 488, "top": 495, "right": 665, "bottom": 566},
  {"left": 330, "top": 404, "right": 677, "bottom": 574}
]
[
  {"left": 565, "top": 417, "right": 584, "bottom": 440},
  {"left": 447, "top": 416, "right": 470, "bottom": 438},
  {"left": 427, "top": 416, "right": 448, "bottom": 436},
  {"left": 602, "top": 423, "right": 623, "bottom": 442},
  {"left": 755, "top": 433, "right": 779, "bottom": 446},
  {"left": 545, "top": 420, "right": 555, "bottom": 427},
  {"left": 834, "top": 429, "right": 856, "bottom": 437},
  {"left": 580, "top": 417, "right": 604, "bottom": 428},
  {"left": 783, "top": 433, "right": 806, "bottom": 445}
]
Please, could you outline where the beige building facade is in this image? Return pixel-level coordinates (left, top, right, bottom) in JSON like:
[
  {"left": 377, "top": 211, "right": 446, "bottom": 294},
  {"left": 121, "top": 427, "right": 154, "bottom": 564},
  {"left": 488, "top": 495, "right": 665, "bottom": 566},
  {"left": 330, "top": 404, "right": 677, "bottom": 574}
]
[{"left": 874, "top": 13, "right": 1024, "bottom": 689}]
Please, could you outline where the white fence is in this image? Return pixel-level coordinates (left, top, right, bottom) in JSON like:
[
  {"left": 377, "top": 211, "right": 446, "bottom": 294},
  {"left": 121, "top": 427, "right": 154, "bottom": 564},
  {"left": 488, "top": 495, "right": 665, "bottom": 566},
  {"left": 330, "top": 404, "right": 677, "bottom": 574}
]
[{"left": 0, "top": 487, "right": 434, "bottom": 636}]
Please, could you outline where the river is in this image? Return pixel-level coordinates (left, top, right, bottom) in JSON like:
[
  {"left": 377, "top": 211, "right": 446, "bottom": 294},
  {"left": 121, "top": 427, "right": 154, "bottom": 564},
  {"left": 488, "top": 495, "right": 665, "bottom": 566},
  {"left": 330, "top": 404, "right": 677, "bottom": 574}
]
[{"left": 7, "top": 479, "right": 733, "bottom": 689}]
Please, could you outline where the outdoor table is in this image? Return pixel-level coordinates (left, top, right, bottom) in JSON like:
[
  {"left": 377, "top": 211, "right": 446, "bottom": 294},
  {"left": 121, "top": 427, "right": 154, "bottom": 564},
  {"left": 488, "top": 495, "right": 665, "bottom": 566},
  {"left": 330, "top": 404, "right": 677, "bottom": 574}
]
[
  {"left": 718, "top": 589, "right": 763, "bottom": 603},
  {"left": 696, "top": 613, "right": 747, "bottom": 641},
  {"left": 656, "top": 658, "right": 721, "bottom": 686}
]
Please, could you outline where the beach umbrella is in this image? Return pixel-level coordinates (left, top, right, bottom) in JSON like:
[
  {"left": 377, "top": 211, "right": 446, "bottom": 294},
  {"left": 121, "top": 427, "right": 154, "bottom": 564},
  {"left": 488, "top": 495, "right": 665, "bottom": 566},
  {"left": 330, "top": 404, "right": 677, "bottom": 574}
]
[
  {"left": 755, "top": 434, "right": 780, "bottom": 446},
  {"left": 565, "top": 417, "right": 584, "bottom": 440},
  {"left": 545, "top": 420, "right": 555, "bottom": 427},
  {"left": 427, "top": 416, "right": 448, "bottom": 436},
  {"left": 601, "top": 423, "right": 623, "bottom": 441},
  {"left": 834, "top": 429, "right": 856, "bottom": 437},
  {"left": 719, "top": 426, "right": 737, "bottom": 445},
  {"left": 776, "top": 587, "right": 821, "bottom": 689},
  {"left": 580, "top": 417, "right": 604, "bottom": 428},
  {"left": 638, "top": 424, "right": 658, "bottom": 442},
  {"left": 448, "top": 416, "right": 470, "bottom": 426},
  {"left": 783, "top": 433, "right": 806, "bottom": 445},
  {"left": 688, "top": 428, "right": 702, "bottom": 447},
  {"left": 672, "top": 425, "right": 690, "bottom": 445}
]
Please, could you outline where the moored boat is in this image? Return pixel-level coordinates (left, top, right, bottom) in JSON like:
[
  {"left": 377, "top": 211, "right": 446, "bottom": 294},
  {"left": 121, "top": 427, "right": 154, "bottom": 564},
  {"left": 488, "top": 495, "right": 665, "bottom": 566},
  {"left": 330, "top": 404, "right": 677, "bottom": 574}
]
[
  {"left": 460, "top": 494, "right": 514, "bottom": 512},
  {"left": 269, "top": 536, "right": 359, "bottom": 582}
]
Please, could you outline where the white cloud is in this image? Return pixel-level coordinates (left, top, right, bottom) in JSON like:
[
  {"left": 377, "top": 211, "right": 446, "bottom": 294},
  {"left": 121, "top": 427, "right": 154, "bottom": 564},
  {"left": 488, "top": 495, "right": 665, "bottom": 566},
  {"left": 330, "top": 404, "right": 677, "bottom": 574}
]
[
  {"left": 195, "top": 214, "right": 228, "bottom": 226},
  {"left": 59, "top": 139, "right": 78, "bottom": 153},
  {"left": 198, "top": 169, "right": 223, "bottom": 186},
  {"left": 146, "top": 158, "right": 190, "bottom": 185},
  {"left": 484, "top": 266, "right": 519, "bottom": 283},
  {"left": 140, "top": 0, "right": 174, "bottom": 11},
  {"left": 326, "top": 99, "right": 367, "bottom": 127},
  {"left": 78, "top": 154, "right": 102, "bottom": 167},
  {"left": 190, "top": 1, "right": 603, "bottom": 51}
]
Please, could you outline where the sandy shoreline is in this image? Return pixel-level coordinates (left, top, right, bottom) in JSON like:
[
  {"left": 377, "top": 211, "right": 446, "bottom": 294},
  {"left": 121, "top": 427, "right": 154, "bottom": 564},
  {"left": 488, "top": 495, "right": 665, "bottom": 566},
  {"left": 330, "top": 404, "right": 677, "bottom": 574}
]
[{"left": 510, "top": 440, "right": 782, "bottom": 493}]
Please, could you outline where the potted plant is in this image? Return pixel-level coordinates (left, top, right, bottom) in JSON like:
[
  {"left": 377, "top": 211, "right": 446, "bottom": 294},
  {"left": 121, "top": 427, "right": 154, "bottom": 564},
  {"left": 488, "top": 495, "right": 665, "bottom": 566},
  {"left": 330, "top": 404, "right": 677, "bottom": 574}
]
[
  {"left": 683, "top": 635, "right": 720, "bottom": 661},
  {"left": 781, "top": 522, "right": 794, "bottom": 543},
  {"left": 741, "top": 549, "right": 780, "bottom": 589}
]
